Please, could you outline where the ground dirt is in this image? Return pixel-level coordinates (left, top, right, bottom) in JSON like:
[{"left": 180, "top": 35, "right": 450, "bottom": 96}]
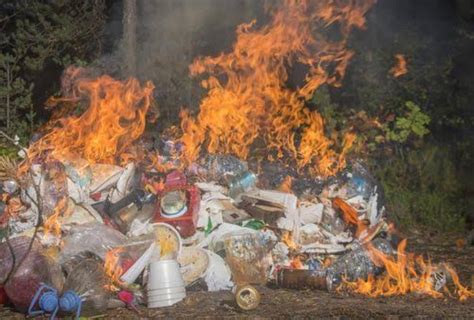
[{"left": 1, "top": 232, "right": 473, "bottom": 319}]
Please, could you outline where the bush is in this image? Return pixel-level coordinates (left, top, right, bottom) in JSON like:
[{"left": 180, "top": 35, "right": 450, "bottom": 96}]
[{"left": 373, "top": 145, "right": 465, "bottom": 232}]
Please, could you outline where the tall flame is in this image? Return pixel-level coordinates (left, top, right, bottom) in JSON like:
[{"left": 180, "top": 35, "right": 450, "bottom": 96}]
[
  {"left": 28, "top": 67, "right": 154, "bottom": 165},
  {"left": 104, "top": 247, "right": 125, "bottom": 290},
  {"left": 180, "top": 0, "right": 376, "bottom": 176},
  {"left": 43, "top": 198, "right": 71, "bottom": 239},
  {"left": 341, "top": 239, "right": 474, "bottom": 301}
]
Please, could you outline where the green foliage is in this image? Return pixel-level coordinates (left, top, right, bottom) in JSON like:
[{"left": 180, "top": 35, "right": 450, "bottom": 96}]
[
  {"left": 384, "top": 101, "right": 430, "bottom": 143},
  {"left": 373, "top": 145, "right": 465, "bottom": 232},
  {"left": 0, "top": 0, "right": 106, "bottom": 141}
]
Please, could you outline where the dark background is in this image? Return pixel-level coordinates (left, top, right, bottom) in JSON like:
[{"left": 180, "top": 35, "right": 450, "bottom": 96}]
[{"left": 1, "top": 0, "right": 473, "bottom": 233}]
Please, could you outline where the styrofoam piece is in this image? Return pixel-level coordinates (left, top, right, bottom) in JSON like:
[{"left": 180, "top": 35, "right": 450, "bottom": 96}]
[
  {"left": 120, "top": 242, "right": 157, "bottom": 284},
  {"left": 89, "top": 163, "right": 124, "bottom": 193},
  {"left": 298, "top": 202, "right": 324, "bottom": 225}
]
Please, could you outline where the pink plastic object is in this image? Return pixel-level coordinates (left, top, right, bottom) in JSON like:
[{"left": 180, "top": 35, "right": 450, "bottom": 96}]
[{"left": 153, "top": 171, "right": 200, "bottom": 238}]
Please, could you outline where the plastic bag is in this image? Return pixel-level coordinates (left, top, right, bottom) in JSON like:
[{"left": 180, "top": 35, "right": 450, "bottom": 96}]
[
  {"left": 0, "top": 237, "right": 64, "bottom": 312},
  {"left": 59, "top": 223, "right": 127, "bottom": 263}
]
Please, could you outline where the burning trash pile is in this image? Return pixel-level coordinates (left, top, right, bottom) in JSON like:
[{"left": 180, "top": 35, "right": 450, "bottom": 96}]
[{"left": 0, "top": 0, "right": 473, "bottom": 318}]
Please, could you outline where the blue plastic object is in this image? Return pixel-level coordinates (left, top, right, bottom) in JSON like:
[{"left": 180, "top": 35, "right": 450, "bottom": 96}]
[
  {"left": 59, "top": 290, "right": 82, "bottom": 320},
  {"left": 28, "top": 283, "right": 59, "bottom": 319}
]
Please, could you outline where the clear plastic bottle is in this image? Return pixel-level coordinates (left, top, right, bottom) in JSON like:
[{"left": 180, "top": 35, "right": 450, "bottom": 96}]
[{"left": 60, "top": 258, "right": 110, "bottom": 317}]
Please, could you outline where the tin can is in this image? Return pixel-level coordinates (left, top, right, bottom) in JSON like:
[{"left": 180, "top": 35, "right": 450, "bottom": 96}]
[{"left": 235, "top": 285, "right": 260, "bottom": 310}]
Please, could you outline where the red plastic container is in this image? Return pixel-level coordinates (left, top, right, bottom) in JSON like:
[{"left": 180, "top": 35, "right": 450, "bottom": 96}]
[{"left": 153, "top": 171, "right": 200, "bottom": 238}]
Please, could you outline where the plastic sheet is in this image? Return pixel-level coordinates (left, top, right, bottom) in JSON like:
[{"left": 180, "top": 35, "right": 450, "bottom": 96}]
[{"left": 59, "top": 223, "right": 128, "bottom": 263}]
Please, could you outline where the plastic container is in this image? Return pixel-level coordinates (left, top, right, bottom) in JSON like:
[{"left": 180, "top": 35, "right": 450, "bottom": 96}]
[
  {"left": 224, "top": 233, "right": 270, "bottom": 285},
  {"left": 60, "top": 258, "right": 110, "bottom": 317},
  {"left": 147, "top": 260, "right": 186, "bottom": 308}
]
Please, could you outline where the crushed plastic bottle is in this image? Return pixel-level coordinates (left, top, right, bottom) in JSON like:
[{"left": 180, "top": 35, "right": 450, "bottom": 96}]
[
  {"left": 326, "top": 238, "right": 394, "bottom": 291},
  {"left": 60, "top": 258, "right": 110, "bottom": 317}
]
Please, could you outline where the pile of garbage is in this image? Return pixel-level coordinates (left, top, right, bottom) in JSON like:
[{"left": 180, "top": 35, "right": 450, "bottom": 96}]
[{"left": 0, "top": 150, "right": 467, "bottom": 317}]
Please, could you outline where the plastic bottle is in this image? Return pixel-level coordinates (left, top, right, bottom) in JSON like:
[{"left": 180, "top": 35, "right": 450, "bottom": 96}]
[{"left": 60, "top": 258, "right": 110, "bottom": 317}]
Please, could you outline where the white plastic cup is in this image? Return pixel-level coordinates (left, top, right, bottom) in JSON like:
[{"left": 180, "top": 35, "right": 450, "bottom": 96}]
[
  {"left": 148, "top": 291, "right": 186, "bottom": 303},
  {"left": 148, "top": 260, "right": 184, "bottom": 289},
  {"left": 147, "top": 259, "right": 186, "bottom": 308},
  {"left": 148, "top": 296, "right": 184, "bottom": 308},
  {"left": 148, "top": 287, "right": 185, "bottom": 295}
]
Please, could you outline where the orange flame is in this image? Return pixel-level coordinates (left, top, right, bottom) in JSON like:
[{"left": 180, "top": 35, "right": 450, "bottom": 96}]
[
  {"left": 282, "top": 231, "right": 299, "bottom": 250},
  {"left": 290, "top": 255, "right": 305, "bottom": 269},
  {"left": 5, "top": 197, "right": 24, "bottom": 219},
  {"left": 43, "top": 198, "right": 71, "bottom": 239},
  {"left": 341, "top": 239, "right": 474, "bottom": 300},
  {"left": 390, "top": 54, "right": 408, "bottom": 78},
  {"left": 278, "top": 176, "right": 293, "bottom": 193},
  {"left": 180, "top": 0, "right": 376, "bottom": 177},
  {"left": 28, "top": 67, "right": 154, "bottom": 165},
  {"left": 104, "top": 247, "right": 125, "bottom": 290}
]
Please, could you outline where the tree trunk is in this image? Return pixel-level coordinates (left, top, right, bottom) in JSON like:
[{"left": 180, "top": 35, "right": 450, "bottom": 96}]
[{"left": 123, "top": 0, "right": 137, "bottom": 76}]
